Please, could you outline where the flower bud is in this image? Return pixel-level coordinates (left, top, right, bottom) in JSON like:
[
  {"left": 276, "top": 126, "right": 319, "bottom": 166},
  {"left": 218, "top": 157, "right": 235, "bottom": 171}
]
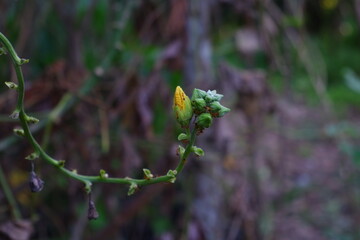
[
  {"left": 218, "top": 106, "right": 231, "bottom": 117},
  {"left": 204, "top": 90, "right": 223, "bottom": 103},
  {"left": 191, "top": 98, "right": 207, "bottom": 114},
  {"left": 88, "top": 199, "right": 99, "bottom": 220},
  {"left": 196, "top": 113, "right": 213, "bottom": 129},
  {"left": 191, "top": 88, "right": 207, "bottom": 101},
  {"left": 209, "top": 101, "right": 231, "bottom": 117},
  {"left": 173, "top": 86, "right": 193, "bottom": 128},
  {"left": 29, "top": 171, "right": 44, "bottom": 193}
]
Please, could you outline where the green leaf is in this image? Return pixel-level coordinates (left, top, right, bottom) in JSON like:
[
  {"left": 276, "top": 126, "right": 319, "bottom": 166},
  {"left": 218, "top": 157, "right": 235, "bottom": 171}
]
[
  {"left": 128, "top": 183, "right": 138, "bottom": 196},
  {"left": 99, "top": 169, "right": 108, "bottom": 179},
  {"left": 177, "top": 145, "right": 185, "bottom": 159},
  {"left": 192, "top": 146, "right": 205, "bottom": 157},
  {"left": 166, "top": 170, "right": 177, "bottom": 183},
  {"left": 5, "top": 81, "right": 18, "bottom": 89},
  {"left": 25, "top": 152, "right": 39, "bottom": 160},
  {"left": 13, "top": 128, "right": 24, "bottom": 137},
  {"left": 143, "top": 168, "right": 153, "bottom": 179},
  {"left": 177, "top": 133, "right": 189, "bottom": 141},
  {"left": 26, "top": 116, "right": 39, "bottom": 124}
]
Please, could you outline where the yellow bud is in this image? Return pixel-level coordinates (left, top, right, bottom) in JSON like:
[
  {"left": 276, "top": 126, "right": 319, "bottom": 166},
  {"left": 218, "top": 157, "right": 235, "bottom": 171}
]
[{"left": 173, "top": 86, "right": 193, "bottom": 127}]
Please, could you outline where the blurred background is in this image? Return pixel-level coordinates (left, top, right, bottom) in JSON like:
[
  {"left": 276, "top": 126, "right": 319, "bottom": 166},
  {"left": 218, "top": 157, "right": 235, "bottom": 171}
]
[{"left": 0, "top": 0, "right": 360, "bottom": 239}]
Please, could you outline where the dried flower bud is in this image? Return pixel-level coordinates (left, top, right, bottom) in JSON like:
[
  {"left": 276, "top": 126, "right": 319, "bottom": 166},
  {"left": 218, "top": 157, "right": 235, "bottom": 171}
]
[
  {"left": 29, "top": 171, "right": 44, "bottom": 193},
  {"left": 10, "top": 110, "right": 19, "bottom": 119},
  {"left": 173, "top": 86, "right": 193, "bottom": 128},
  {"left": 88, "top": 200, "right": 99, "bottom": 220}
]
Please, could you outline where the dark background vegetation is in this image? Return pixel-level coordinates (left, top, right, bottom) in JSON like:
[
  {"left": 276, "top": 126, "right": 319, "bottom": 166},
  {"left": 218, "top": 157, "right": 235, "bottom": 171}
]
[{"left": 1, "top": 0, "right": 360, "bottom": 239}]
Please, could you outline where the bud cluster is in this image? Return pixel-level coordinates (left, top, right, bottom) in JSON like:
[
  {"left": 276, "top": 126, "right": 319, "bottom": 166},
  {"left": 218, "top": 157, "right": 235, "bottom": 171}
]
[
  {"left": 191, "top": 89, "right": 230, "bottom": 131},
  {"left": 173, "top": 87, "right": 230, "bottom": 131}
]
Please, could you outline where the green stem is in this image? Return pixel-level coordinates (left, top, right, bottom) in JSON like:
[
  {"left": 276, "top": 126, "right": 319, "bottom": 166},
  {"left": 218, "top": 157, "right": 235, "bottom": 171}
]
[
  {"left": 175, "top": 128, "right": 196, "bottom": 174},
  {"left": 0, "top": 32, "right": 197, "bottom": 192},
  {"left": 0, "top": 163, "right": 21, "bottom": 220}
]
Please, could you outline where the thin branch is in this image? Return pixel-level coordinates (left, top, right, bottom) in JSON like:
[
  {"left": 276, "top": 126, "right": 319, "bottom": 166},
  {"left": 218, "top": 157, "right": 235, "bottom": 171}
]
[{"left": 0, "top": 32, "right": 196, "bottom": 193}]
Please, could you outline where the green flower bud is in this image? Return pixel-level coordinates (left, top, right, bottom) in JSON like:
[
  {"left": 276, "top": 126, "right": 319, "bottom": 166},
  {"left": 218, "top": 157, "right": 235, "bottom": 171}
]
[
  {"left": 204, "top": 90, "right": 223, "bottom": 103},
  {"left": 173, "top": 86, "right": 193, "bottom": 127},
  {"left": 191, "top": 88, "right": 207, "bottom": 101},
  {"left": 218, "top": 106, "right": 231, "bottom": 117},
  {"left": 196, "top": 113, "right": 213, "bottom": 129},
  {"left": 209, "top": 101, "right": 231, "bottom": 117},
  {"left": 192, "top": 98, "right": 207, "bottom": 114}
]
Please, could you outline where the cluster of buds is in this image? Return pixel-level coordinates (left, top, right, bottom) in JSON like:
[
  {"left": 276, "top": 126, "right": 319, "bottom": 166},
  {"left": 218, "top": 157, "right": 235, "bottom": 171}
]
[
  {"left": 173, "top": 87, "right": 230, "bottom": 131},
  {"left": 173, "top": 86, "right": 230, "bottom": 159},
  {"left": 191, "top": 89, "right": 230, "bottom": 132}
]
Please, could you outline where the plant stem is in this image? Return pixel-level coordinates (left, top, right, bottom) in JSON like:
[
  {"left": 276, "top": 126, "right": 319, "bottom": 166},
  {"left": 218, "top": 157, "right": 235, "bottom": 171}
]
[
  {"left": 175, "top": 128, "right": 196, "bottom": 174},
  {"left": 0, "top": 32, "right": 197, "bottom": 192}
]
